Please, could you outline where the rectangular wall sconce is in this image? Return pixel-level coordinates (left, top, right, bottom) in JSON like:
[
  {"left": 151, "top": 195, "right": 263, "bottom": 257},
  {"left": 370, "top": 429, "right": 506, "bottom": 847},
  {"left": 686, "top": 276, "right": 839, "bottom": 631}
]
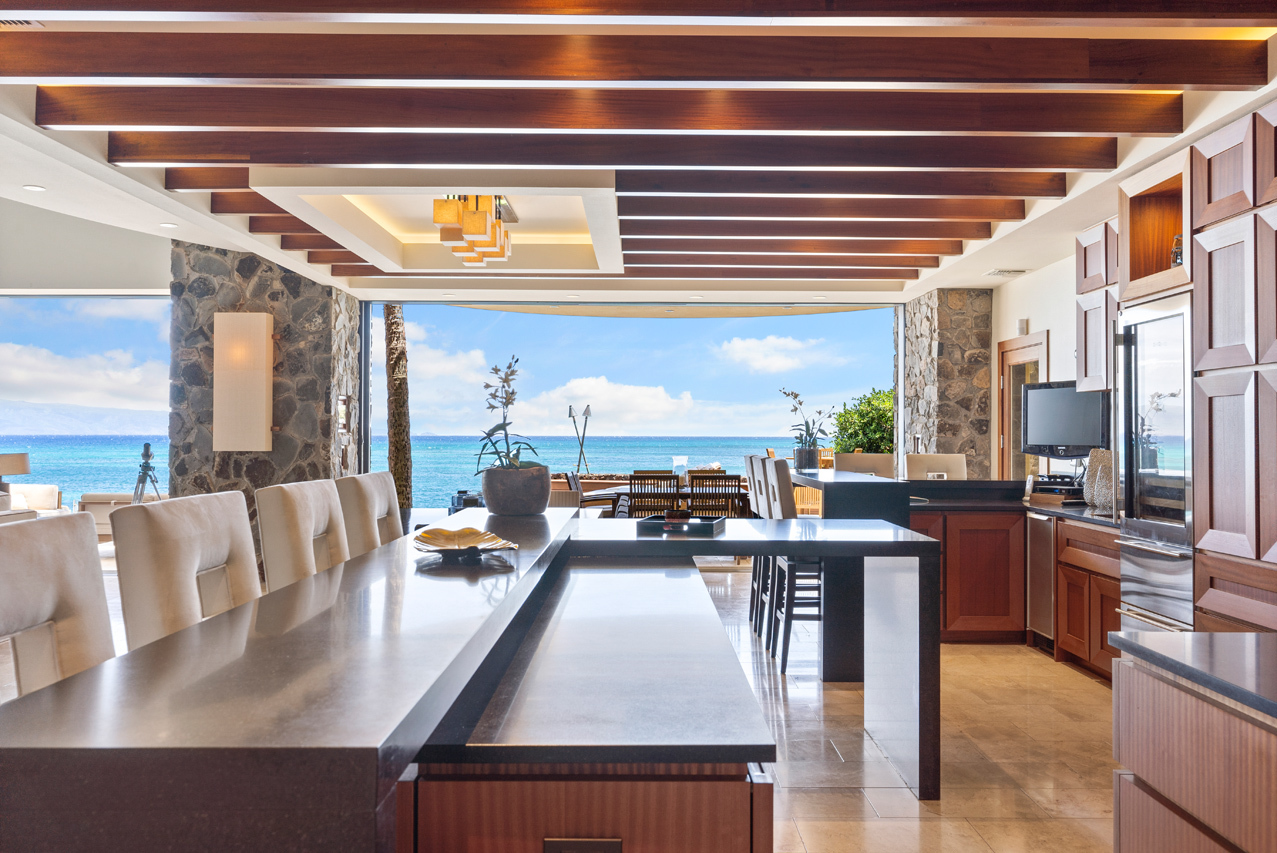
[{"left": 213, "top": 313, "right": 274, "bottom": 452}]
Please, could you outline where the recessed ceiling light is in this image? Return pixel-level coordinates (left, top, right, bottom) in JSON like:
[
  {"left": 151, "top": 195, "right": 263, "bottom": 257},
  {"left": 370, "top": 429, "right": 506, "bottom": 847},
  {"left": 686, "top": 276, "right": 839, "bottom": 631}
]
[
  {"left": 22, "top": 184, "right": 45, "bottom": 192},
  {"left": 665, "top": 308, "right": 675, "bottom": 313},
  {"left": 440, "top": 293, "right": 456, "bottom": 298},
  {"left": 812, "top": 295, "right": 827, "bottom": 300},
  {"left": 568, "top": 294, "right": 581, "bottom": 298},
  {"left": 158, "top": 222, "right": 179, "bottom": 229},
  {"left": 688, "top": 295, "right": 703, "bottom": 300},
  {"left": 782, "top": 306, "right": 794, "bottom": 310}
]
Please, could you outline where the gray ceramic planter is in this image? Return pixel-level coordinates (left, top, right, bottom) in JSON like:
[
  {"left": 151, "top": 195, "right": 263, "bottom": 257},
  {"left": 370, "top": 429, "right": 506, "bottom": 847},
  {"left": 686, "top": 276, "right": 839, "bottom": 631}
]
[{"left": 481, "top": 465, "right": 552, "bottom": 516}]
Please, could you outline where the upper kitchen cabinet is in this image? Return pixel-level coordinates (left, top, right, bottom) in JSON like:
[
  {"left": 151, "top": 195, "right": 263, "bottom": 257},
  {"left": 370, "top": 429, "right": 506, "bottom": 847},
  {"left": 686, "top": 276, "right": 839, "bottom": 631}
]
[
  {"left": 1120, "top": 151, "right": 1192, "bottom": 302},
  {"left": 1077, "top": 289, "right": 1117, "bottom": 391},
  {"left": 1192, "top": 214, "right": 1256, "bottom": 371},
  {"left": 1191, "top": 115, "right": 1255, "bottom": 232},
  {"left": 1194, "top": 370, "right": 1257, "bottom": 560},
  {"left": 1261, "top": 208, "right": 1277, "bottom": 364},
  {"left": 1257, "top": 101, "right": 1277, "bottom": 208},
  {"left": 1076, "top": 219, "right": 1119, "bottom": 294}
]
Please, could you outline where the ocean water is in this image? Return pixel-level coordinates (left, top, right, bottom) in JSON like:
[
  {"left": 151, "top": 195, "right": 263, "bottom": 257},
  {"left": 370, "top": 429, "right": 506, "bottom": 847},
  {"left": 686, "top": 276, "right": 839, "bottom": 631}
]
[{"left": 1, "top": 434, "right": 780, "bottom": 510}]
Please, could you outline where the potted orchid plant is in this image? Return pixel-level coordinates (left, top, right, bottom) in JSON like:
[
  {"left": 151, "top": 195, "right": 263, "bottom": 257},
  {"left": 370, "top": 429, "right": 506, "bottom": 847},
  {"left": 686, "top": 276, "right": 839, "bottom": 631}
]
[
  {"left": 781, "top": 387, "right": 827, "bottom": 471},
  {"left": 475, "top": 356, "right": 551, "bottom": 515}
]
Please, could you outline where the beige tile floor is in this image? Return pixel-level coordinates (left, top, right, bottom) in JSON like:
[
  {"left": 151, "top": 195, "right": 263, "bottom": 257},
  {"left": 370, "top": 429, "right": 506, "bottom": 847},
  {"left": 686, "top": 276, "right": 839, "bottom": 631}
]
[{"left": 699, "top": 570, "right": 1118, "bottom": 853}]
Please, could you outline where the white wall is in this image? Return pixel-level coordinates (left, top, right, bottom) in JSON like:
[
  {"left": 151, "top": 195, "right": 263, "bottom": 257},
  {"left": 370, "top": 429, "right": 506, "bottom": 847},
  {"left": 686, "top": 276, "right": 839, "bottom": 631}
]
[
  {"left": 0, "top": 197, "right": 170, "bottom": 295},
  {"left": 991, "top": 255, "right": 1102, "bottom": 477}
]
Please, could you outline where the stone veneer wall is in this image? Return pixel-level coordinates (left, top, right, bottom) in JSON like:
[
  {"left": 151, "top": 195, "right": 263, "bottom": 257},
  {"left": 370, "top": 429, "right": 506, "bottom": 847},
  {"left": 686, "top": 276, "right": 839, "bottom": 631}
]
[
  {"left": 168, "top": 241, "right": 360, "bottom": 554},
  {"left": 902, "top": 288, "right": 993, "bottom": 479}
]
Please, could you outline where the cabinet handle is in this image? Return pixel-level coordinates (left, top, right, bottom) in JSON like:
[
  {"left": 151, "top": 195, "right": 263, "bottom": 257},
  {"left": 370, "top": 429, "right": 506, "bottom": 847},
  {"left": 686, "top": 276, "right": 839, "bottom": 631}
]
[
  {"left": 1116, "top": 538, "right": 1192, "bottom": 559},
  {"left": 1115, "top": 608, "right": 1189, "bottom": 632},
  {"left": 1026, "top": 512, "right": 1051, "bottom": 521}
]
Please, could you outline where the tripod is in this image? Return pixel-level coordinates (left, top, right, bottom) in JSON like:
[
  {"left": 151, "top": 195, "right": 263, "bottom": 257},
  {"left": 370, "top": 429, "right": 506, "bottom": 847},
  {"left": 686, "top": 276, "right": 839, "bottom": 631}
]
[{"left": 132, "top": 442, "right": 162, "bottom": 504}]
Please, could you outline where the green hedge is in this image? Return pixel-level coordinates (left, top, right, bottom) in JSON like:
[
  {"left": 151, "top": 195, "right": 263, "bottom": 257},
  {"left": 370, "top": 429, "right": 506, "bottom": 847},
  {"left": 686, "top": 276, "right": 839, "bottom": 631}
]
[{"left": 832, "top": 388, "right": 895, "bottom": 454}]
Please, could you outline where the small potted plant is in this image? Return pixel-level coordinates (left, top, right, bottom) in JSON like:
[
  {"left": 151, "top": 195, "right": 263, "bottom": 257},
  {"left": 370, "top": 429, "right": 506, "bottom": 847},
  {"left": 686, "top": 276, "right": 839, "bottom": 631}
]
[
  {"left": 476, "top": 356, "right": 551, "bottom": 515},
  {"left": 781, "top": 387, "right": 827, "bottom": 471}
]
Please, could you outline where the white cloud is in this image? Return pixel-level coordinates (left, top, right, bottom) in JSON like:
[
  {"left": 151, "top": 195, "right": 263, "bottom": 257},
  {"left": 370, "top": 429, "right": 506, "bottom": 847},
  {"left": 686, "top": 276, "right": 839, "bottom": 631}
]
[
  {"left": 715, "top": 335, "right": 847, "bottom": 374},
  {"left": 68, "top": 298, "right": 171, "bottom": 344},
  {"left": 0, "top": 342, "right": 168, "bottom": 411},
  {"left": 367, "top": 316, "right": 491, "bottom": 433},
  {"left": 516, "top": 376, "right": 695, "bottom": 435}
]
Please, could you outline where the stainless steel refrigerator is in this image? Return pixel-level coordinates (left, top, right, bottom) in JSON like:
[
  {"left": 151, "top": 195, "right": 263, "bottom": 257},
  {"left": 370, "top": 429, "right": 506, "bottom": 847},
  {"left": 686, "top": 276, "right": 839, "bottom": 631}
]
[{"left": 1115, "top": 291, "right": 1195, "bottom": 632}]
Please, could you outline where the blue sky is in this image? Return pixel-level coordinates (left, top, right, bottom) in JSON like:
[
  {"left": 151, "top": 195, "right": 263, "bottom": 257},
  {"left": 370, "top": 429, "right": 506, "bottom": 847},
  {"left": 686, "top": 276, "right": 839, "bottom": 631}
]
[
  {"left": 0, "top": 297, "right": 895, "bottom": 437},
  {"left": 369, "top": 304, "right": 895, "bottom": 436}
]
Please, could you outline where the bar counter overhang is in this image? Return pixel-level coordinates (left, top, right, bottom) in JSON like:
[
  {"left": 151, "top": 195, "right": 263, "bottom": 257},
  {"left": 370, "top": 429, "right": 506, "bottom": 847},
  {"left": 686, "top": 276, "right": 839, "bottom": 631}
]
[{"left": 0, "top": 508, "right": 940, "bottom": 853}]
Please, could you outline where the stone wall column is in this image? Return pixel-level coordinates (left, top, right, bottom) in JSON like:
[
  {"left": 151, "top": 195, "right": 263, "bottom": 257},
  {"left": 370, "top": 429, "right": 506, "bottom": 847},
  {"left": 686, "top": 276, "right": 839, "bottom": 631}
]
[
  {"left": 903, "top": 288, "right": 992, "bottom": 479},
  {"left": 168, "top": 241, "right": 361, "bottom": 555}
]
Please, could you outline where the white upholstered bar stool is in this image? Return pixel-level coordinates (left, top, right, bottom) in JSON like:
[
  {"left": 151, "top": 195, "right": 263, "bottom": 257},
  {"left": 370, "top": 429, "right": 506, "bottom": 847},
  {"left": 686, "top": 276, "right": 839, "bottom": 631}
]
[
  {"left": 744, "top": 455, "right": 772, "bottom": 636},
  {"left": 256, "top": 480, "right": 351, "bottom": 593},
  {"left": 111, "top": 491, "right": 262, "bottom": 651},
  {"left": 335, "top": 471, "right": 405, "bottom": 560},
  {"left": 834, "top": 452, "right": 897, "bottom": 479},
  {"left": 0, "top": 513, "right": 114, "bottom": 697},
  {"left": 905, "top": 453, "right": 968, "bottom": 480}
]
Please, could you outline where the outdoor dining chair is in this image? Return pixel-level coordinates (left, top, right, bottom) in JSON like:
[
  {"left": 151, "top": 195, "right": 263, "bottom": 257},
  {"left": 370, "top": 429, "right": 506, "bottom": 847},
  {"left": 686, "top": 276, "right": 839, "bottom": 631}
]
[
  {"left": 688, "top": 471, "right": 747, "bottom": 518},
  {"left": 627, "top": 472, "right": 680, "bottom": 517}
]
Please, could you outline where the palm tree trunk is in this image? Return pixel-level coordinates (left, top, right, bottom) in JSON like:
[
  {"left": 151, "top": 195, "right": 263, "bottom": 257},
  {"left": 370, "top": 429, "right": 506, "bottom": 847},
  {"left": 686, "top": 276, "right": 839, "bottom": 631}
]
[{"left": 384, "top": 304, "right": 413, "bottom": 509}]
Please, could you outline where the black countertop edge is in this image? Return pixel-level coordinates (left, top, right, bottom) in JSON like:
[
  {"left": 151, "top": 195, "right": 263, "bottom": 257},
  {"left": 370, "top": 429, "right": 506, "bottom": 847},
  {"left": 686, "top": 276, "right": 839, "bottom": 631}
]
[
  {"left": 1109, "top": 632, "right": 1277, "bottom": 720},
  {"left": 416, "top": 743, "right": 777, "bottom": 765},
  {"left": 907, "top": 498, "right": 1120, "bottom": 528}
]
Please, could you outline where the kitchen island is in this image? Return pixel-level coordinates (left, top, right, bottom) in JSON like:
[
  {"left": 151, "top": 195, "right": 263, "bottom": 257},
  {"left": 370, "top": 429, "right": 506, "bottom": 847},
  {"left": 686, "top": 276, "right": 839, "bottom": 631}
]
[{"left": 0, "top": 508, "right": 942, "bottom": 852}]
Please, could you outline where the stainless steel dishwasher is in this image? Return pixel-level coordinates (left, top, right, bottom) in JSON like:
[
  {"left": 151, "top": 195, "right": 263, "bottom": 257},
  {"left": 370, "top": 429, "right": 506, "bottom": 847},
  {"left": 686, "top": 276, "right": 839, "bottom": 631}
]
[{"left": 1026, "top": 511, "right": 1056, "bottom": 639}]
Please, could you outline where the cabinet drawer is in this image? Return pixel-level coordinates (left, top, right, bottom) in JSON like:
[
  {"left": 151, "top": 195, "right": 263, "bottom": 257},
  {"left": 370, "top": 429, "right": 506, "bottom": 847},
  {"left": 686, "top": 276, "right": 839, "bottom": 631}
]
[
  {"left": 1115, "top": 773, "right": 1231, "bottom": 853},
  {"left": 1114, "top": 661, "right": 1277, "bottom": 852},
  {"left": 1057, "top": 519, "right": 1120, "bottom": 579},
  {"left": 1194, "top": 550, "right": 1277, "bottom": 631},
  {"left": 417, "top": 776, "right": 754, "bottom": 853}
]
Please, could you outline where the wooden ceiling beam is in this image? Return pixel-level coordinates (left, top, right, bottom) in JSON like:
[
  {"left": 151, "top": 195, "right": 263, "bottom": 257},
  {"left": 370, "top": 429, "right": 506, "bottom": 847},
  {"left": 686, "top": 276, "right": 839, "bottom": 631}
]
[
  {"left": 38, "top": 87, "right": 1183, "bottom": 136},
  {"left": 621, "top": 237, "right": 965, "bottom": 255},
  {"left": 616, "top": 170, "right": 1066, "bottom": 198},
  {"left": 308, "top": 250, "right": 366, "bottom": 264},
  {"left": 108, "top": 132, "right": 1116, "bottom": 170},
  {"left": 280, "top": 234, "right": 343, "bottom": 250},
  {"left": 164, "top": 167, "right": 250, "bottom": 192},
  {"left": 625, "top": 254, "right": 939, "bottom": 268},
  {"left": 2, "top": 34, "right": 1265, "bottom": 88},
  {"left": 210, "top": 192, "right": 286, "bottom": 215},
  {"left": 620, "top": 220, "right": 991, "bottom": 239},
  {"left": 8, "top": 2, "right": 1277, "bottom": 25},
  {"left": 618, "top": 196, "right": 1024, "bottom": 221},
  {"left": 248, "top": 215, "right": 319, "bottom": 234}
]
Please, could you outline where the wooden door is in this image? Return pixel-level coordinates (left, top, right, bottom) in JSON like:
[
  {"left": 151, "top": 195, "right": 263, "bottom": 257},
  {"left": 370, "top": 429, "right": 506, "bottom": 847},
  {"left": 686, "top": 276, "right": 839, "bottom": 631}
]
[
  {"left": 1193, "top": 371, "right": 1257, "bottom": 559},
  {"left": 944, "top": 512, "right": 1025, "bottom": 633},
  {"left": 1055, "top": 564, "right": 1091, "bottom": 660},
  {"left": 1192, "top": 214, "right": 1256, "bottom": 371},
  {"left": 1259, "top": 101, "right": 1277, "bottom": 207},
  {"left": 1190, "top": 114, "right": 1255, "bottom": 231},
  {"left": 997, "top": 332, "right": 1048, "bottom": 480},
  {"left": 1076, "top": 289, "right": 1116, "bottom": 392},
  {"left": 1088, "top": 573, "right": 1122, "bottom": 675}
]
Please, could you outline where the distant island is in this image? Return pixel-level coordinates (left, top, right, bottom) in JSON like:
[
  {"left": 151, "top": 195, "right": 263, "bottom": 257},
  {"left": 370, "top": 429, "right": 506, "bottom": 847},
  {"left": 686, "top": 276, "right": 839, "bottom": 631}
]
[{"left": 0, "top": 399, "right": 167, "bottom": 435}]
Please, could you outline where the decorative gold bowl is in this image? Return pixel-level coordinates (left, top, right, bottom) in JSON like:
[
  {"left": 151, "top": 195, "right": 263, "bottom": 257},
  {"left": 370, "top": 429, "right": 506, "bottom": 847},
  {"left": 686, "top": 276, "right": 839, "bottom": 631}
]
[{"left": 414, "top": 527, "right": 518, "bottom": 563}]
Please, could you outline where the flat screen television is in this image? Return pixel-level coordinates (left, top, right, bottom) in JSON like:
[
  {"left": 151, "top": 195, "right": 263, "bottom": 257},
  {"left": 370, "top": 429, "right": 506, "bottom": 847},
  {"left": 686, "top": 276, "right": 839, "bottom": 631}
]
[{"left": 1021, "top": 381, "right": 1110, "bottom": 459}]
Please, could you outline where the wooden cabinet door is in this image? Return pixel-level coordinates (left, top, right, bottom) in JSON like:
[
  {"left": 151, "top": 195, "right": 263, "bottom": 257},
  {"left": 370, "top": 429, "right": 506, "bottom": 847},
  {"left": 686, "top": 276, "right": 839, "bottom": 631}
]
[
  {"left": 1193, "top": 371, "right": 1257, "bottom": 558},
  {"left": 1259, "top": 102, "right": 1277, "bottom": 207},
  {"left": 1076, "top": 289, "right": 1116, "bottom": 392},
  {"left": 1056, "top": 564, "right": 1091, "bottom": 660},
  {"left": 1190, "top": 114, "right": 1255, "bottom": 231},
  {"left": 909, "top": 511, "right": 946, "bottom": 595},
  {"left": 1260, "top": 369, "right": 1277, "bottom": 563},
  {"left": 944, "top": 512, "right": 1025, "bottom": 632},
  {"left": 1258, "top": 208, "right": 1277, "bottom": 364},
  {"left": 1193, "top": 215, "right": 1256, "bottom": 371},
  {"left": 1088, "top": 573, "right": 1122, "bottom": 675},
  {"left": 1076, "top": 221, "right": 1117, "bottom": 294}
]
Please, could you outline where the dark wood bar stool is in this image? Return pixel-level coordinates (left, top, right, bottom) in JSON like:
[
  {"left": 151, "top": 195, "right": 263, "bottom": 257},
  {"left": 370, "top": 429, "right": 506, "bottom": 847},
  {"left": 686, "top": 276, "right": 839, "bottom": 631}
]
[{"left": 764, "top": 457, "right": 822, "bottom": 673}]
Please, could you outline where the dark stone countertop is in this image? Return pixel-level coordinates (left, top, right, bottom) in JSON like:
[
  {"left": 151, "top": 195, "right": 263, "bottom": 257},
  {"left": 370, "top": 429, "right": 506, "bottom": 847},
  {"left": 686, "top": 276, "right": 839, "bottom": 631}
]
[
  {"left": 906, "top": 495, "right": 1120, "bottom": 529},
  {"left": 423, "top": 566, "right": 777, "bottom": 765},
  {"left": 1110, "top": 631, "right": 1277, "bottom": 719}
]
